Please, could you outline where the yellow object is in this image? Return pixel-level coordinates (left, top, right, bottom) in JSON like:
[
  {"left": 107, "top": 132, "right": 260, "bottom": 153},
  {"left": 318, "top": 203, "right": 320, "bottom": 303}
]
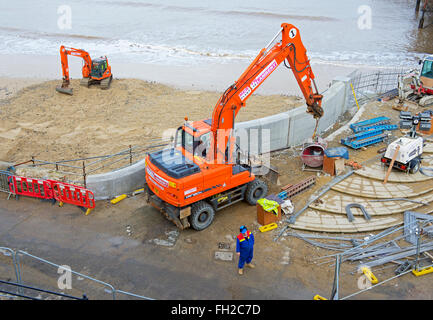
[
  {"left": 132, "top": 188, "right": 144, "bottom": 196},
  {"left": 85, "top": 208, "right": 93, "bottom": 216},
  {"left": 362, "top": 266, "right": 378, "bottom": 284},
  {"left": 217, "top": 196, "right": 228, "bottom": 203},
  {"left": 257, "top": 198, "right": 279, "bottom": 215},
  {"left": 111, "top": 194, "right": 127, "bottom": 204},
  {"left": 412, "top": 266, "right": 433, "bottom": 277},
  {"left": 58, "top": 201, "right": 64, "bottom": 207},
  {"left": 313, "top": 295, "right": 327, "bottom": 300},
  {"left": 350, "top": 83, "right": 360, "bottom": 111},
  {"left": 169, "top": 181, "right": 177, "bottom": 188},
  {"left": 259, "top": 223, "right": 278, "bottom": 233}
]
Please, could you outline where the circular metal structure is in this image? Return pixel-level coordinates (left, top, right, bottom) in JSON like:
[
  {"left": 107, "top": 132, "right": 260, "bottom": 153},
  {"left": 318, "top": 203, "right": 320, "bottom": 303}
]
[{"left": 301, "top": 142, "right": 326, "bottom": 168}]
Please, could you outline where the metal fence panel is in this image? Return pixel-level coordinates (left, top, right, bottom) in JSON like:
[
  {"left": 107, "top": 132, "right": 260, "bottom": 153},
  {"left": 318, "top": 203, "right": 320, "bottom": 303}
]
[
  {"left": 0, "top": 171, "right": 13, "bottom": 194},
  {"left": 0, "top": 247, "right": 153, "bottom": 300}
]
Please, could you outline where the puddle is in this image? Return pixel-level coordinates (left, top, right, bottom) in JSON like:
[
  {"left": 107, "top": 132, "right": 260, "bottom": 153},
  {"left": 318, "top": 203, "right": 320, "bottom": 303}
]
[{"left": 148, "top": 230, "right": 179, "bottom": 247}]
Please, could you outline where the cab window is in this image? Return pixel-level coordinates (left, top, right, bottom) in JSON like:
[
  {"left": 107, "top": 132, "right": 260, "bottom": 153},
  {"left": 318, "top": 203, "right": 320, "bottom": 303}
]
[
  {"left": 421, "top": 60, "right": 433, "bottom": 79},
  {"left": 194, "top": 132, "right": 211, "bottom": 158},
  {"left": 175, "top": 127, "right": 210, "bottom": 158},
  {"left": 174, "top": 127, "right": 194, "bottom": 154}
]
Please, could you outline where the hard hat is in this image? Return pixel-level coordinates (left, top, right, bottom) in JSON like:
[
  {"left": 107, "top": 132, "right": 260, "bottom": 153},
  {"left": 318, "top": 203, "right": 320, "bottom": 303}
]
[{"left": 240, "top": 225, "right": 247, "bottom": 233}]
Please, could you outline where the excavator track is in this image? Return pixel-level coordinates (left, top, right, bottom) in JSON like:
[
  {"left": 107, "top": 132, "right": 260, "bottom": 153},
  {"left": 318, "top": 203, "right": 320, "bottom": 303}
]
[
  {"left": 100, "top": 75, "right": 113, "bottom": 90},
  {"left": 420, "top": 95, "right": 433, "bottom": 107},
  {"left": 80, "top": 77, "right": 91, "bottom": 87}
]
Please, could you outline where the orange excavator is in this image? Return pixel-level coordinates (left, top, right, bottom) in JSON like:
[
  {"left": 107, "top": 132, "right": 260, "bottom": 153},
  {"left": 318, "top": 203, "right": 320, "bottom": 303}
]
[
  {"left": 56, "top": 45, "right": 113, "bottom": 95},
  {"left": 145, "top": 23, "right": 323, "bottom": 230}
]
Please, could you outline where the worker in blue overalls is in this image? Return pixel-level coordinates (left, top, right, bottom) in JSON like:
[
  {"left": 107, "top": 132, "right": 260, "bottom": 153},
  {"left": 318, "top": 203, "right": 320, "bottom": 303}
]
[{"left": 236, "top": 225, "right": 255, "bottom": 275}]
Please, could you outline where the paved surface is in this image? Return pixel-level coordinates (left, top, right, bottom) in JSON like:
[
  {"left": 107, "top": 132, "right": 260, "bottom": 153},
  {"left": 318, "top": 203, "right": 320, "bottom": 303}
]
[
  {"left": 332, "top": 175, "right": 433, "bottom": 199},
  {"left": 309, "top": 189, "right": 433, "bottom": 215},
  {"left": 355, "top": 161, "right": 433, "bottom": 183},
  {"left": 290, "top": 157, "right": 433, "bottom": 233},
  {"left": 292, "top": 210, "right": 402, "bottom": 233},
  {"left": 0, "top": 195, "right": 314, "bottom": 300}
]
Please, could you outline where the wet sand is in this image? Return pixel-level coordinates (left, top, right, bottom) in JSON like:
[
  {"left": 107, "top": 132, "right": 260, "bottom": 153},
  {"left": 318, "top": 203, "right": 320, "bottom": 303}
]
[{"left": 0, "top": 54, "right": 394, "bottom": 96}]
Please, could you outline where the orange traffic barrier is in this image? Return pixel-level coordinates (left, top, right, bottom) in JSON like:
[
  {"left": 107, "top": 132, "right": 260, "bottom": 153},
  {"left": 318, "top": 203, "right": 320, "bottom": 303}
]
[
  {"left": 9, "top": 175, "right": 53, "bottom": 199},
  {"left": 49, "top": 180, "right": 95, "bottom": 209}
]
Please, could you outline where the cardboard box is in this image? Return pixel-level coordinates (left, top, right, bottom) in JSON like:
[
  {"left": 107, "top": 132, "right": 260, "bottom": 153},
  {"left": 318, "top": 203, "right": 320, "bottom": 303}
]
[
  {"left": 335, "top": 158, "right": 345, "bottom": 175},
  {"left": 323, "top": 155, "right": 345, "bottom": 176},
  {"left": 256, "top": 204, "right": 281, "bottom": 226}
]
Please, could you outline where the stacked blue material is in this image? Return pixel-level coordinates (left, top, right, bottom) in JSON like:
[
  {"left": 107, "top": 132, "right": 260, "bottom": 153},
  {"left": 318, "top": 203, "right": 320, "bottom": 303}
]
[{"left": 341, "top": 117, "right": 397, "bottom": 149}]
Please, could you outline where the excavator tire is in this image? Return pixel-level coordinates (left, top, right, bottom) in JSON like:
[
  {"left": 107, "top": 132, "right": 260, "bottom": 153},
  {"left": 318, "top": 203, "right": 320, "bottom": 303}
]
[
  {"left": 80, "top": 77, "right": 91, "bottom": 87},
  {"left": 189, "top": 201, "right": 215, "bottom": 231},
  {"left": 100, "top": 75, "right": 113, "bottom": 90},
  {"left": 409, "top": 159, "right": 420, "bottom": 174},
  {"left": 245, "top": 179, "right": 268, "bottom": 205}
]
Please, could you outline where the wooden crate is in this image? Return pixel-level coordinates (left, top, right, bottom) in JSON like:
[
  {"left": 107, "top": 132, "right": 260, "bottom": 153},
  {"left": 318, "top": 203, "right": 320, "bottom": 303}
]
[{"left": 256, "top": 204, "right": 281, "bottom": 226}]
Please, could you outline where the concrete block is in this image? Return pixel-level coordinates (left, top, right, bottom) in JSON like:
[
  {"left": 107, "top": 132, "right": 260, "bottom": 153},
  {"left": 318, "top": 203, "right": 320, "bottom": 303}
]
[
  {"left": 258, "top": 112, "right": 289, "bottom": 152},
  {"left": 87, "top": 158, "right": 146, "bottom": 200}
]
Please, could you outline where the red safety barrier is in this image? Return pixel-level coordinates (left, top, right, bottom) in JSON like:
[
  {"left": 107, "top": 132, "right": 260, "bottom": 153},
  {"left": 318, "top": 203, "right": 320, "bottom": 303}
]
[
  {"left": 9, "top": 176, "right": 54, "bottom": 199},
  {"left": 49, "top": 180, "right": 95, "bottom": 209}
]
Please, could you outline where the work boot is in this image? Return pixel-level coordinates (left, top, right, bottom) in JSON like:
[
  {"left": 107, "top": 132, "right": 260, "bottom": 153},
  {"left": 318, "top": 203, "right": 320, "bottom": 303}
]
[
  {"left": 246, "top": 263, "right": 255, "bottom": 269},
  {"left": 238, "top": 268, "right": 243, "bottom": 275}
]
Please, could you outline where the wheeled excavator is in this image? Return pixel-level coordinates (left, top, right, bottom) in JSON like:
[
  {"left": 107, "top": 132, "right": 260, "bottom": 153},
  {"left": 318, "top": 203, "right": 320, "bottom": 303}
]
[
  {"left": 144, "top": 23, "right": 324, "bottom": 231},
  {"left": 56, "top": 45, "right": 113, "bottom": 95}
]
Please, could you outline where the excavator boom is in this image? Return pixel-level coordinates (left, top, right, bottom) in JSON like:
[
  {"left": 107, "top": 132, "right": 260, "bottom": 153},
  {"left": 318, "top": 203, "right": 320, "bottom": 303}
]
[
  {"left": 56, "top": 46, "right": 93, "bottom": 95},
  {"left": 211, "top": 23, "right": 323, "bottom": 161}
]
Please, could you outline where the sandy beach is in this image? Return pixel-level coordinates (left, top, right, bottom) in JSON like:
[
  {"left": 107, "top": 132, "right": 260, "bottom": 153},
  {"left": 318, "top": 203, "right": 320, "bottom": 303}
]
[
  {"left": 0, "top": 49, "right": 385, "bottom": 166},
  {"left": 0, "top": 76, "right": 307, "bottom": 166}
]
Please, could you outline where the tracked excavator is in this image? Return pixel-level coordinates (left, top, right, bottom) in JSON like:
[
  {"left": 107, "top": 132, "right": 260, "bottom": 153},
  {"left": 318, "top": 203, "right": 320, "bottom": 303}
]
[
  {"left": 56, "top": 45, "right": 113, "bottom": 95},
  {"left": 144, "top": 23, "right": 324, "bottom": 231},
  {"left": 398, "top": 55, "right": 433, "bottom": 107}
]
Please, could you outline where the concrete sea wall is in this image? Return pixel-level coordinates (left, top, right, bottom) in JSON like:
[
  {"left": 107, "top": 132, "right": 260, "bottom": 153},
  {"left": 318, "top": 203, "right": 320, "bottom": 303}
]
[{"left": 88, "top": 76, "right": 353, "bottom": 200}]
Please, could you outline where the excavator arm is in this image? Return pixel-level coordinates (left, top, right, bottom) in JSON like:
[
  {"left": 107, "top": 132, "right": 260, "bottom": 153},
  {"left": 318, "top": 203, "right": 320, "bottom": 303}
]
[
  {"left": 58, "top": 45, "right": 93, "bottom": 93},
  {"left": 210, "top": 23, "right": 323, "bottom": 161}
]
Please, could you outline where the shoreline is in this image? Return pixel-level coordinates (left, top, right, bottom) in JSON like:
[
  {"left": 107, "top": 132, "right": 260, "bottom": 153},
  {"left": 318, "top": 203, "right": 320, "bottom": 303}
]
[{"left": 0, "top": 53, "right": 407, "bottom": 96}]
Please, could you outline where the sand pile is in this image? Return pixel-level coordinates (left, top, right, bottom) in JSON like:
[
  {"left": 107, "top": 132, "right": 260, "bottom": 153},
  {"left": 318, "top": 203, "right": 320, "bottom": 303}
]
[{"left": 0, "top": 78, "right": 304, "bottom": 164}]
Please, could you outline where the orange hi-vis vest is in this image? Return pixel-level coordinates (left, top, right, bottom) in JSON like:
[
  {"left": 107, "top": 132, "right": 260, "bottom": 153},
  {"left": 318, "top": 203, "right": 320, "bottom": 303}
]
[{"left": 237, "top": 230, "right": 251, "bottom": 242}]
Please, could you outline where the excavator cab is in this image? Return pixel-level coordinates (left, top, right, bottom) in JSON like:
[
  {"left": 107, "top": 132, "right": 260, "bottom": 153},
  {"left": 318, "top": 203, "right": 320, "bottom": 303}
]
[
  {"left": 90, "top": 57, "right": 109, "bottom": 79},
  {"left": 419, "top": 56, "right": 433, "bottom": 99}
]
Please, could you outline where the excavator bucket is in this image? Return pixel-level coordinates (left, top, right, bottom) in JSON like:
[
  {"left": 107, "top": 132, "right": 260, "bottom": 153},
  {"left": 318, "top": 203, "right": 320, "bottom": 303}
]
[{"left": 56, "top": 86, "right": 73, "bottom": 95}]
